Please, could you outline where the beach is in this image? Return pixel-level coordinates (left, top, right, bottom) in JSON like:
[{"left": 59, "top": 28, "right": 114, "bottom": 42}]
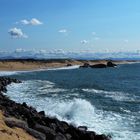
[{"left": 0, "top": 59, "right": 139, "bottom": 71}]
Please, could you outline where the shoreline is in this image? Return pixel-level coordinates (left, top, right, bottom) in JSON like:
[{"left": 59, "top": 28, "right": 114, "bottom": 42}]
[
  {"left": 0, "top": 77, "right": 110, "bottom": 140},
  {"left": 0, "top": 59, "right": 139, "bottom": 71}
]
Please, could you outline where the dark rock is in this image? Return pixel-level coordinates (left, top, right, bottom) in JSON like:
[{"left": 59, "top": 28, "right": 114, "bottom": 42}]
[
  {"left": 22, "top": 102, "right": 28, "bottom": 108},
  {"left": 107, "top": 61, "right": 117, "bottom": 67},
  {"left": 4, "top": 117, "right": 28, "bottom": 129},
  {"left": 34, "top": 123, "right": 56, "bottom": 139},
  {"left": 38, "top": 111, "right": 45, "bottom": 116},
  {"left": 53, "top": 133, "right": 67, "bottom": 140},
  {"left": 5, "top": 117, "right": 46, "bottom": 140},
  {"left": 80, "top": 63, "right": 90, "bottom": 68},
  {"left": 90, "top": 64, "right": 107, "bottom": 68},
  {"left": 67, "top": 125, "right": 80, "bottom": 139},
  {"left": 95, "top": 134, "right": 111, "bottom": 140},
  {"left": 56, "top": 121, "right": 69, "bottom": 133},
  {"left": 50, "top": 123, "right": 57, "bottom": 131},
  {"left": 65, "top": 133, "right": 72, "bottom": 140},
  {"left": 26, "top": 127, "right": 46, "bottom": 140},
  {"left": 67, "top": 64, "right": 72, "bottom": 66},
  {"left": 85, "top": 131, "right": 96, "bottom": 140}
]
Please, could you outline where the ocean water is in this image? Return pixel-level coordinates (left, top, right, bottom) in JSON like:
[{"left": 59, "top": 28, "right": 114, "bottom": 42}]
[{"left": 3, "top": 63, "right": 140, "bottom": 140}]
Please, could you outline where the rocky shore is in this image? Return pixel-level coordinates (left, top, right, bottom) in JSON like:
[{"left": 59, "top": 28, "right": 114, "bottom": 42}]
[{"left": 0, "top": 77, "right": 111, "bottom": 140}]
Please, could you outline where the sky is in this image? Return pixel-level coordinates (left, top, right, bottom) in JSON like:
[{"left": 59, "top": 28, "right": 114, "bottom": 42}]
[{"left": 0, "top": 0, "right": 140, "bottom": 52}]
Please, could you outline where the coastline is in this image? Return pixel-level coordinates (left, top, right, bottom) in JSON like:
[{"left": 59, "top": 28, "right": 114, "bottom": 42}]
[
  {"left": 0, "top": 59, "right": 139, "bottom": 71},
  {"left": 0, "top": 77, "right": 110, "bottom": 140}
]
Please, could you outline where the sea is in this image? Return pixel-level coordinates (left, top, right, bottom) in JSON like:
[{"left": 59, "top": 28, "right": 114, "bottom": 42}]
[{"left": 1, "top": 63, "right": 140, "bottom": 140}]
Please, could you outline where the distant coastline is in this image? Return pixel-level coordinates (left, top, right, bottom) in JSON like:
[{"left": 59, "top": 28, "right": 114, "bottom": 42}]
[{"left": 0, "top": 59, "right": 140, "bottom": 71}]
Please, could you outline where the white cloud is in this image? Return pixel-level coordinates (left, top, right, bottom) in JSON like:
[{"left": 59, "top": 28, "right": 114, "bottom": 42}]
[
  {"left": 20, "top": 19, "right": 29, "bottom": 25},
  {"left": 8, "top": 27, "right": 28, "bottom": 38},
  {"left": 20, "top": 18, "right": 43, "bottom": 25},
  {"left": 58, "top": 29, "right": 67, "bottom": 33},
  {"left": 81, "top": 40, "right": 88, "bottom": 44}
]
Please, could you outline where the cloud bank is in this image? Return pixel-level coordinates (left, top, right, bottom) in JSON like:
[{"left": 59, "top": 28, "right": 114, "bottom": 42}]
[{"left": 0, "top": 49, "right": 140, "bottom": 60}]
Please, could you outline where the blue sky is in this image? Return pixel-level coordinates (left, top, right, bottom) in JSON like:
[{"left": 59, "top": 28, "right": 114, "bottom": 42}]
[{"left": 0, "top": 0, "right": 140, "bottom": 52}]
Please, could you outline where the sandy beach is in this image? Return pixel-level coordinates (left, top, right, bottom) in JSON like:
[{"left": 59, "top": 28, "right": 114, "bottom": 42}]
[{"left": 0, "top": 59, "right": 139, "bottom": 71}]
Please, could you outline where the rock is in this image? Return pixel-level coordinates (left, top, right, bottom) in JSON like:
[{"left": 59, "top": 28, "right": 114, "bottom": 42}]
[
  {"left": 80, "top": 63, "right": 90, "bottom": 68},
  {"left": 67, "top": 125, "right": 79, "bottom": 139},
  {"left": 67, "top": 64, "right": 72, "bottom": 66},
  {"left": 65, "top": 133, "right": 72, "bottom": 140},
  {"left": 85, "top": 131, "right": 96, "bottom": 140},
  {"left": 22, "top": 102, "right": 28, "bottom": 108},
  {"left": 53, "top": 133, "right": 67, "bottom": 140},
  {"left": 90, "top": 64, "right": 107, "bottom": 68},
  {"left": 4, "top": 117, "right": 28, "bottom": 129},
  {"left": 38, "top": 111, "right": 45, "bottom": 116},
  {"left": 5, "top": 117, "right": 46, "bottom": 140},
  {"left": 26, "top": 127, "right": 46, "bottom": 140},
  {"left": 95, "top": 134, "right": 111, "bottom": 140},
  {"left": 34, "top": 123, "right": 56, "bottom": 139},
  {"left": 56, "top": 121, "right": 69, "bottom": 133},
  {"left": 107, "top": 61, "right": 117, "bottom": 67}
]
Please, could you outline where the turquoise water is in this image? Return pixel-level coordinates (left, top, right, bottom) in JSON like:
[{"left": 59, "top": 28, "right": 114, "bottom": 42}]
[{"left": 5, "top": 63, "right": 140, "bottom": 140}]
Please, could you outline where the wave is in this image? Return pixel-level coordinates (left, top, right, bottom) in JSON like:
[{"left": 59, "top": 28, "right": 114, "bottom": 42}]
[{"left": 82, "top": 88, "right": 140, "bottom": 103}]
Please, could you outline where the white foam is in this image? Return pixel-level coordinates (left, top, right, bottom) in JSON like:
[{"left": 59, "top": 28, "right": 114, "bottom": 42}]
[
  {"left": 47, "top": 65, "right": 80, "bottom": 71},
  {"left": 82, "top": 88, "right": 140, "bottom": 102},
  {"left": 0, "top": 71, "right": 19, "bottom": 76},
  {"left": 0, "top": 69, "right": 38, "bottom": 76}
]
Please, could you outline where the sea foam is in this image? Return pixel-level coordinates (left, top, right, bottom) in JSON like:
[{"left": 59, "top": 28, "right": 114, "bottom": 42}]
[{"left": 0, "top": 71, "right": 19, "bottom": 76}]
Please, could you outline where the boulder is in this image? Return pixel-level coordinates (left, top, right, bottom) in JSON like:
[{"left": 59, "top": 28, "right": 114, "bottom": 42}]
[
  {"left": 80, "top": 63, "right": 90, "bottom": 68},
  {"left": 90, "top": 64, "right": 107, "bottom": 68},
  {"left": 67, "top": 64, "right": 72, "bottom": 66},
  {"left": 107, "top": 61, "right": 117, "bottom": 67}
]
